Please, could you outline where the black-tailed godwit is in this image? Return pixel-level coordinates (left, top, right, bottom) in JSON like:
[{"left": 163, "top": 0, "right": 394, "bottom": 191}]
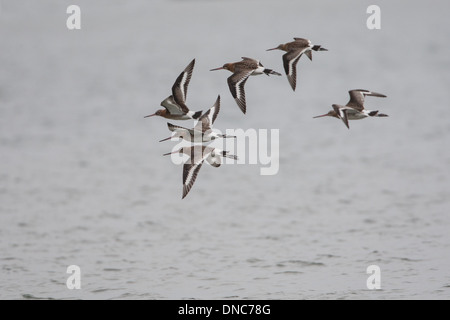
[
  {"left": 210, "top": 57, "right": 281, "bottom": 114},
  {"left": 163, "top": 146, "right": 238, "bottom": 199},
  {"left": 267, "top": 37, "right": 327, "bottom": 91},
  {"left": 159, "top": 95, "right": 236, "bottom": 142},
  {"left": 313, "top": 89, "right": 388, "bottom": 129},
  {"left": 144, "top": 59, "right": 202, "bottom": 120}
]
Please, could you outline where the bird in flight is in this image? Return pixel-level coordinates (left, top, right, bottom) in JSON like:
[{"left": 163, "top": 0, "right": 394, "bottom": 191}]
[
  {"left": 159, "top": 95, "right": 236, "bottom": 143},
  {"left": 164, "top": 146, "right": 238, "bottom": 199},
  {"left": 145, "top": 59, "right": 202, "bottom": 120},
  {"left": 210, "top": 57, "right": 281, "bottom": 114},
  {"left": 313, "top": 89, "right": 388, "bottom": 129},
  {"left": 267, "top": 37, "right": 327, "bottom": 91}
]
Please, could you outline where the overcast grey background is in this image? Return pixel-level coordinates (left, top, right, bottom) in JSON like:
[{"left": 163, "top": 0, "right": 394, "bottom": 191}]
[{"left": 1, "top": 0, "right": 449, "bottom": 299}]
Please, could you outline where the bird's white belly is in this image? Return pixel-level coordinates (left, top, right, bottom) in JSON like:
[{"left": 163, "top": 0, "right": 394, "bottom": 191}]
[
  {"left": 161, "top": 96, "right": 184, "bottom": 116},
  {"left": 347, "top": 110, "right": 367, "bottom": 120},
  {"left": 206, "top": 152, "right": 222, "bottom": 167},
  {"left": 251, "top": 66, "right": 265, "bottom": 76}
]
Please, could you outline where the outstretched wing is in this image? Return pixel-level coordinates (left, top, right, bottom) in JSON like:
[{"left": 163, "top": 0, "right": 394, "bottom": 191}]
[
  {"left": 182, "top": 162, "right": 203, "bottom": 199},
  {"left": 181, "top": 146, "right": 212, "bottom": 199},
  {"left": 160, "top": 95, "right": 185, "bottom": 115},
  {"left": 282, "top": 48, "right": 307, "bottom": 91},
  {"left": 347, "top": 89, "right": 387, "bottom": 111},
  {"left": 332, "top": 104, "right": 351, "bottom": 129},
  {"left": 172, "top": 59, "right": 195, "bottom": 113},
  {"left": 167, "top": 122, "right": 189, "bottom": 132},
  {"left": 227, "top": 71, "right": 252, "bottom": 114},
  {"left": 293, "top": 38, "right": 311, "bottom": 46},
  {"left": 241, "top": 56, "right": 259, "bottom": 64},
  {"left": 198, "top": 95, "right": 221, "bottom": 132}
]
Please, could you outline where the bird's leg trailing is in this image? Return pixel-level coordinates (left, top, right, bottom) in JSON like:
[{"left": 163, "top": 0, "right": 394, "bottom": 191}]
[
  {"left": 368, "top": 110, "right": 389, "bottom": 117},
  {"left": 222, "top": 151, "right": 238, "bottom": 160},
  {"left": 219, "top": 133, "right": 237, "bottom": 139}
]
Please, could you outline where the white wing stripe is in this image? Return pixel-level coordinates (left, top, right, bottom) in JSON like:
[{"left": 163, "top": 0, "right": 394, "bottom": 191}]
[
  {"left": 288, "top": 48, "right": 307, "bottom": 76},
  {"left": 179, "top": 72, "right": 188, "bottom": 102}
]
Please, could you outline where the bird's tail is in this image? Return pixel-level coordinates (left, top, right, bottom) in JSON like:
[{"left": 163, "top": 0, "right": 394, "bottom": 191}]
[
  {"left": 192, "top": 110, "right": 202, "bottom": 119},
  {"left": 312, "top": 45, "right": 328, "bottom": 51},
  {"left": 368, "top": 110, "right": 388, "bottom": 117},
  {"left": 263, "top": 68, "right": 282, "bottom": 76}
]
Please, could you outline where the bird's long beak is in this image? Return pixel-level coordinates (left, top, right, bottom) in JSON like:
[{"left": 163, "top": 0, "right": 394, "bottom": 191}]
[
  {"left": 163, "top": 151, "right": 177, "bottom": 156},
  {"left": 221, "top": 134, "right": 237, "bottom": 138},
  {"left": 210, "top": 67, "right": 224, "bottom": 71},
  {"left": 266, "top": 47, "right": 278, "bottom": 51},
  {"left": 144, "top": 113, "right": 156, "bottom": 118},
  {"left": 313, "top": 114, "right": 329, "bottom": 118},
  {"left": 159, "top": 136, "right": 172, "bottom": 142},
  {"left": 319, "top": 47, "right": 328, "bottom": 51}
]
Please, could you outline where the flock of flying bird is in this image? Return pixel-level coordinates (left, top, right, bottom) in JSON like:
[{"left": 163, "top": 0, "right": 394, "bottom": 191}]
[{"left": 144, "top": 37, "right": 388, "bottom": 199}]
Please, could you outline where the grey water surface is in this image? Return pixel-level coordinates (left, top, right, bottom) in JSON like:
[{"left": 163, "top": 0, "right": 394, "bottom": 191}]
[{"left": 1, "top": 0, "right": 449, "bottom": 299}]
